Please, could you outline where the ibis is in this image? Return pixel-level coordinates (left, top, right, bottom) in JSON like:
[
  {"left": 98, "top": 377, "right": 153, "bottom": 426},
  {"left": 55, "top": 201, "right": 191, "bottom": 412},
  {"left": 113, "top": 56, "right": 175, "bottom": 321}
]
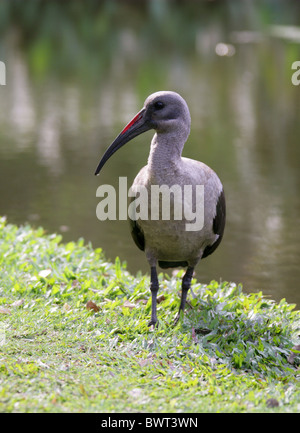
[{"left": 95, "top": 91, "right": 225, "bottom": 326}]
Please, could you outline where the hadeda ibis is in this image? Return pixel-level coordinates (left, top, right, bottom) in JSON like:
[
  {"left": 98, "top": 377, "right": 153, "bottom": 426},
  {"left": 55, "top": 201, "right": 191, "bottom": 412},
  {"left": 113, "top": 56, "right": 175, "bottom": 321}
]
[{"left": 95, "top": 91, "right": 225, "bottom": 326}]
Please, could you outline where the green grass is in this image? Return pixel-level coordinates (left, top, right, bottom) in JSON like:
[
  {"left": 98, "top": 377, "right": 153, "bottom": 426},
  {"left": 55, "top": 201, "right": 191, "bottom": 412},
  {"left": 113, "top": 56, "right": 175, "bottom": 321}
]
[{"left": 0, "top": 216, "right": 299, "bottom": 412}]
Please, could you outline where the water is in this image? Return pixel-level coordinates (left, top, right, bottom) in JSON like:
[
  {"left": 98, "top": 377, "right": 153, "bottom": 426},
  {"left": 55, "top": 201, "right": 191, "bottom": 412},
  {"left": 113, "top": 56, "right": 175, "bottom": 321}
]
[{"left": 0, "top": 1, "right": 300, "bottom": 306}]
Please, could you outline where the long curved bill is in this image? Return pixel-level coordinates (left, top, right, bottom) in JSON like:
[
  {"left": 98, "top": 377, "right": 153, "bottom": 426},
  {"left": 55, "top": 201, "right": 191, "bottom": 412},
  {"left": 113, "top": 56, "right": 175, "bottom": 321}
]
[{"left": 95, "top": 108, "right": 150, "bottom": 175}]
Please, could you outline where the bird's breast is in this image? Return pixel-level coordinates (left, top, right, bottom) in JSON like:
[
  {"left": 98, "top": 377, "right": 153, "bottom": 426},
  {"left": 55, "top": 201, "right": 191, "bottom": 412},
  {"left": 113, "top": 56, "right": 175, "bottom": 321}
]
[{"left": 129, "top": 158, "right": 222, "bottom": 264}]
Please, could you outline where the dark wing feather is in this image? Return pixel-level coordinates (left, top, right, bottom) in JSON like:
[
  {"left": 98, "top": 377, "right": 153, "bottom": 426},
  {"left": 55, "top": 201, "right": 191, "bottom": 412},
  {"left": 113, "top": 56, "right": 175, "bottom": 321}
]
[
  {"left": 128, "top": 194, "right": 145, "bottom": 251},
  {"left": 202, "top": 188, "right": 226, "bottom": 259},
  {"left": 158, "top": 260, "right": 188, "bottom": 269},
  {"left": 129, "top": 218, "right": 145, "bottom": 251}
]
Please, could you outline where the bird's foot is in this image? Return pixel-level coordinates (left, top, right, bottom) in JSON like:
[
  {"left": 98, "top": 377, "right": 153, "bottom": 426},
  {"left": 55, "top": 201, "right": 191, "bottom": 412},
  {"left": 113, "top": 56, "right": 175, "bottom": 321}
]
[
  {"left": 148, "top": 319, "right": 159, "bottom": 328},
  {"left": 173, "top": 309, "right": 184, "bottom": 326},
  {"left": 173, "top": 315, "right": 179, "bottom": 326},
  {"left": 173, "top": 313, "right": 180, "bottom": 326}
]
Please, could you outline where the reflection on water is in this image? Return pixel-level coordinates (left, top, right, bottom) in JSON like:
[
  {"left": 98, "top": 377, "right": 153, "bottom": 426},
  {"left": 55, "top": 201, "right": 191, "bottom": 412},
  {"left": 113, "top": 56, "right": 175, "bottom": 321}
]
[{"left": 0, "top": 1, "right": 300, "bottom": 306}]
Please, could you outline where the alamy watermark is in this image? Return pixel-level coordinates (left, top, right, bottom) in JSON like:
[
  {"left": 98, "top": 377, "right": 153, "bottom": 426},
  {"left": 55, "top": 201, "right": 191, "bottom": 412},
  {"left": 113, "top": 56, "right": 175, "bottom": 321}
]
[
  {"left": 291, "top": 61, "right": 300, "bottom": 86},
  {"left": 0, "top": 61, "right": 6, "bottom": 85},
  {"left": 96, "top": 177, "right": 204, "bottom": 231}
]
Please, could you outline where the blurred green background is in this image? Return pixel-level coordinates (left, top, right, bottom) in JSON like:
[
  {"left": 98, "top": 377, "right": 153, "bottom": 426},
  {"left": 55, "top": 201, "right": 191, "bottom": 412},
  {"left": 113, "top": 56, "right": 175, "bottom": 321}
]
[{"left": 0, "top": 0, "right": 300, "bottom": 305}]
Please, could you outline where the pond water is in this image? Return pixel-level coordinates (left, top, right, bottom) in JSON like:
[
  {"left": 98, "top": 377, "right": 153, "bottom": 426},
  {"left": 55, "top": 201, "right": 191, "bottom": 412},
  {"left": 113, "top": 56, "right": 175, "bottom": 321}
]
[{"left": 0, "top": 1, "right": 300, "bottom": 306}]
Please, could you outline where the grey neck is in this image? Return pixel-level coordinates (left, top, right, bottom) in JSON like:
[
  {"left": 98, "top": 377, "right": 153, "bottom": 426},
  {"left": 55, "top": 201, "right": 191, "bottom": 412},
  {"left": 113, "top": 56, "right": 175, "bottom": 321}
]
[{"left": 147, "top": 132, "right": 184, "bottom": 182}]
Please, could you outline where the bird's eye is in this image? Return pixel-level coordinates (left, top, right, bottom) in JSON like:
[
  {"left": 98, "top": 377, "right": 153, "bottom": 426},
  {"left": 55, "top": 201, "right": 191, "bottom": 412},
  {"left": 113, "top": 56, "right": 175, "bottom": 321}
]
[{"left": 154, "top": 101, "right": 164, "bottom": 110}]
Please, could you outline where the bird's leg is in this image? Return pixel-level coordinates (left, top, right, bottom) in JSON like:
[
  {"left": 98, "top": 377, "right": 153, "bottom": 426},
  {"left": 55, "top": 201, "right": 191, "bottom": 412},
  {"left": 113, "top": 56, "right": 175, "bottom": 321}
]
[
  {"left": 174, "top": 266, "right": 194, "bottom": 325},
  {"left": 148, "top": 266, "right": 159, "bottom": 327}
]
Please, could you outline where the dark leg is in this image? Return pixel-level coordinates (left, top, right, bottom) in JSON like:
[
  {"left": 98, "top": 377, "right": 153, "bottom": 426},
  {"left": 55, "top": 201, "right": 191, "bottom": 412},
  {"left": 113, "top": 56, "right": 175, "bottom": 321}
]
[
  {"left": 174, "top": 266, "right": 194, "bottom": 325},
  {"left": 148, "top": 266, "right": 159, "bottom": 327}
]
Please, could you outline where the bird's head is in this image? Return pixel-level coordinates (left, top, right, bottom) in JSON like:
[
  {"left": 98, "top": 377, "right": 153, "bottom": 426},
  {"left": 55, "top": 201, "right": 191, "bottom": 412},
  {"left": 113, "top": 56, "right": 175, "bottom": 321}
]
[{"left": 95, "top": 91, "right": 191, "bottom": 175}]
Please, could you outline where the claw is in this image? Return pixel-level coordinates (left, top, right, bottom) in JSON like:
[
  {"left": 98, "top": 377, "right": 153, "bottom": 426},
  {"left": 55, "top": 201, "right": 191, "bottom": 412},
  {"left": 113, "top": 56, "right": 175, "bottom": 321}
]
[{"left": 148, "top": 319, "right": 159, "bottom": 328}]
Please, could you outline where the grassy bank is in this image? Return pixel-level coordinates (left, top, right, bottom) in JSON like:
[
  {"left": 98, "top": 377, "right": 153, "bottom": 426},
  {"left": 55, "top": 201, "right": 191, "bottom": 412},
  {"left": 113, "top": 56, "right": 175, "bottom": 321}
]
[{"left": 0, "top": 216, "right": 299, "bottom": 412}]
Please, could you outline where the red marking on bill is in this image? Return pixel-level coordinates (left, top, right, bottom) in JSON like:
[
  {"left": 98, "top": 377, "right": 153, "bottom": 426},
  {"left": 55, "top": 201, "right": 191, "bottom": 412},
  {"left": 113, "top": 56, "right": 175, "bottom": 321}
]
[{"left": 121, "top": 111, "right": 143, "bottom": 135}]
